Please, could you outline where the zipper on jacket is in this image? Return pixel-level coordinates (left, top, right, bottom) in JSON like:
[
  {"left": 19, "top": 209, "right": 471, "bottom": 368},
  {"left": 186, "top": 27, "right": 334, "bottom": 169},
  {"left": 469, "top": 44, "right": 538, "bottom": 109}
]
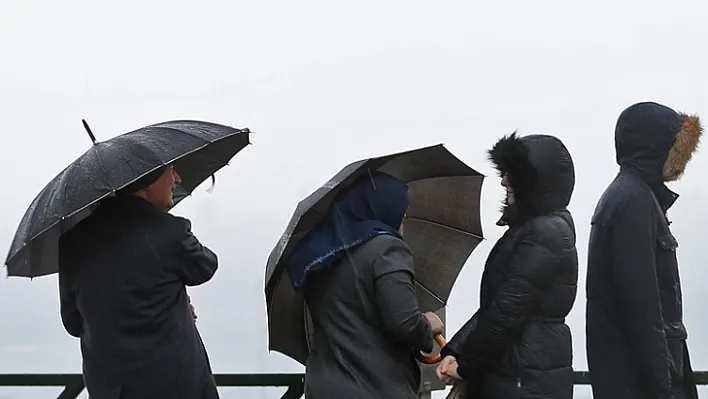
[{"left": 512, "top": 343, "right": 523, "bottom": 389}]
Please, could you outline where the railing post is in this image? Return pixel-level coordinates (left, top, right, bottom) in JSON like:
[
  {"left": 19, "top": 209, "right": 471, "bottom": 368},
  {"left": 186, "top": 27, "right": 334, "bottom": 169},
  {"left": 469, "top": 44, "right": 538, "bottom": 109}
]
[
  {"left": 57, "top": 378, "right": 85, "bottom": 399},
  {"left": 280, "top": 382, "right": 305, "bottom": 399}
]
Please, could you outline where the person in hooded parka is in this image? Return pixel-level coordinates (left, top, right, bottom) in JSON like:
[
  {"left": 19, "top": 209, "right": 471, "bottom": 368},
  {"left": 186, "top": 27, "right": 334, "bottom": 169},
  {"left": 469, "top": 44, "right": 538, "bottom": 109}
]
[{"left": 586, "top": 102, "right": 702, "bottom": 399}]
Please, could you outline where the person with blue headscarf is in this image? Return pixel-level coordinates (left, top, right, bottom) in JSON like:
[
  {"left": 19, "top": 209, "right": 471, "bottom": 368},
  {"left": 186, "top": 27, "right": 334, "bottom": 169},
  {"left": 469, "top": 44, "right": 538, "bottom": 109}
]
[{"left": 288, "top": 171, "right": 444, "bottom": 399}]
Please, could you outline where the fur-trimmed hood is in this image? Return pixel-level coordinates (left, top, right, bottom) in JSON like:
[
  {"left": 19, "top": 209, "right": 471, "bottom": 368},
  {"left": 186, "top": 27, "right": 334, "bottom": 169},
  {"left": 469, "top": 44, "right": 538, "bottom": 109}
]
[
  {"left": 488, "top": 133, "right": 575, "bottom": 225},
  {"left": 615, "top": 101, "right": 702, "bottom": 208},
  {"left": 616, "top": 102, "right": 702, "bottom": 181}
]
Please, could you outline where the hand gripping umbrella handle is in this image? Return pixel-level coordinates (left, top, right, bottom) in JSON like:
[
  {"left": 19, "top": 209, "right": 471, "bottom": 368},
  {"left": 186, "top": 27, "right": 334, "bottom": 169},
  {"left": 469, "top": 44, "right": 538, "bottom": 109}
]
[{"left": 416, "top": 333, "right": 447, "bottom": 364}]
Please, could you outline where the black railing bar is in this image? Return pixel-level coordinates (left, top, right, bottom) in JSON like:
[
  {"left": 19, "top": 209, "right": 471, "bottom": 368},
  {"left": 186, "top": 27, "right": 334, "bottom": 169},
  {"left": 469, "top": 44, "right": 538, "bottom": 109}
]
[{"left": 214, "top": 373, "right": 304, "bottom": 386}]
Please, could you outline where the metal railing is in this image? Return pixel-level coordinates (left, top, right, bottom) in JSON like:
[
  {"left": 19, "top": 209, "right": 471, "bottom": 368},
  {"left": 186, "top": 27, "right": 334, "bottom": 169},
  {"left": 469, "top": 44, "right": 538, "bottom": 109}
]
[{"left": 0, "top": 372, "right": 706, "bottom": 398}]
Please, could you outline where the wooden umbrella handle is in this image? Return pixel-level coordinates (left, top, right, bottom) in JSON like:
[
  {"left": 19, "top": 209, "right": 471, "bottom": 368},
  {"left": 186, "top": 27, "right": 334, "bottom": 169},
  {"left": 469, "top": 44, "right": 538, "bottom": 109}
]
[{"left": 416, "top": 333, "right": 447, "bottom": 364}]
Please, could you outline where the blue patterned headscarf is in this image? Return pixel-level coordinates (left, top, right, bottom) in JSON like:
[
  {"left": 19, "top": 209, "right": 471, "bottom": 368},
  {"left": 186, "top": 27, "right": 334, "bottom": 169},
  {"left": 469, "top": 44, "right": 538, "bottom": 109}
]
[{"left": 288, "top": 171, "right": 409, "bottom": 291}]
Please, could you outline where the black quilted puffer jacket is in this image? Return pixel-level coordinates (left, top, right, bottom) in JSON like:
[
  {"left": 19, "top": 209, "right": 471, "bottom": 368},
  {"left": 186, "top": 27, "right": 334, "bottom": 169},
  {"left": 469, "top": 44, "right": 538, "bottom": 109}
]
[{"left": 441, "top": 133, "right": 579, "bottom": 399}]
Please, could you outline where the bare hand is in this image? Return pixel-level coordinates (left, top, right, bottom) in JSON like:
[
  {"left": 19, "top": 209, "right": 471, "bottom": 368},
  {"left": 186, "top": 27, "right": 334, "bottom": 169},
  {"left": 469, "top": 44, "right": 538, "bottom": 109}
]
[
  {"left": 424, "top": 311, "right": 444, "bottom": 335},
  {"left": 436, "top": 355, "right": 456, "bottom": 382},
  {"left": 187, "top": 295, "right": 197, "bottom": 320},
  {"left": 436, "top": 355, "right": 462, "bottom": 384}
]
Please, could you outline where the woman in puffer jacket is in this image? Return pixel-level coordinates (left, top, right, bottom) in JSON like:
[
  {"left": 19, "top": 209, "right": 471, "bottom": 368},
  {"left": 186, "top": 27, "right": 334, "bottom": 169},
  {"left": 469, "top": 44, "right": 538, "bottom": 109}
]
[{"left": 437, "top": 132, "right": 578, "bottom": 399}]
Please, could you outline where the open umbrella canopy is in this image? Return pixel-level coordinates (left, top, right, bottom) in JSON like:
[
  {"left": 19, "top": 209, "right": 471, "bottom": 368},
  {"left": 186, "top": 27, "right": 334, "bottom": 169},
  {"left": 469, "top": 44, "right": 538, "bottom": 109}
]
[
  {"left": 265, "top": 144, "right": 485, "bottom": 364},
  {"left": 5, "top": 120, "right": 250, "bottom": 278}
]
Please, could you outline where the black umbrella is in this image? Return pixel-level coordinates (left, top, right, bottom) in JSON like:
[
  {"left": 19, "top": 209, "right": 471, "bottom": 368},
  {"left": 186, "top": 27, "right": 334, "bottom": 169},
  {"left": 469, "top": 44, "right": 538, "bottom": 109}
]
[
  {"left": 265, "top": 144, "right": 485, "bottom": 364},
  {"left": 5, "top": 119, "right": 250, "bottom": 278}
]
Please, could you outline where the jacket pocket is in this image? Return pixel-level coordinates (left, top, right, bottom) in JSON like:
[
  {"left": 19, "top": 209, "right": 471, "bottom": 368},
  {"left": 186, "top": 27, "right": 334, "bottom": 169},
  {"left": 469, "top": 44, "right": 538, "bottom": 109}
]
[{"left": 657, "top": 233, "right": 678, "bottom": 251}]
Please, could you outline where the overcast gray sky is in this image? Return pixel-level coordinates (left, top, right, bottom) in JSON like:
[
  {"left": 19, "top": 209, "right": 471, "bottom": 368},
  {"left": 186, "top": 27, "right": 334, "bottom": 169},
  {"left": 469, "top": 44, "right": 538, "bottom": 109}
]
[{"left": 2, "top": 0, "right": 708, "bottom": 398}]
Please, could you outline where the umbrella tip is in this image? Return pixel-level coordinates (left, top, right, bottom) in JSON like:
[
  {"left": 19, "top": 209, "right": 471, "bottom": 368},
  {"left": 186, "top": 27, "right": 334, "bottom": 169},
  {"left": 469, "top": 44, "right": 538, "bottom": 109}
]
[
  {"left": 82, "top": 119, "right": 98, "bottom": 145},
  {"left": 205, "top": 174, "right": 216, "bottom": 193}
]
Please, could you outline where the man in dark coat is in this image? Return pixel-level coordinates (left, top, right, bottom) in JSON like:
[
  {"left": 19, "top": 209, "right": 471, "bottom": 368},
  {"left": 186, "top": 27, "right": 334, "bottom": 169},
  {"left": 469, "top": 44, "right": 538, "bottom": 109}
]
[
  {"left": 436, "top": 133, "right": 579, "bottom": 399},
  {"left": 58, "top": 164, "right": 220, "bottom": 399},
  {"left": 586, "top": 102, "right": 702, "bottom": 399}
]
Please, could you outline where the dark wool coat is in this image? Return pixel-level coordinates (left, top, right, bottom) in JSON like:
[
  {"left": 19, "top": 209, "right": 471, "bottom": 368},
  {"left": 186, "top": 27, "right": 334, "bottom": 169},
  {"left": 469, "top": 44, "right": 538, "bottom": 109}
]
[
  {"left": 59, "top": 196, "right": 220, "bottom": 399},
  {"left": 303, "top": 235, "right": 435, "bottom": 399}
]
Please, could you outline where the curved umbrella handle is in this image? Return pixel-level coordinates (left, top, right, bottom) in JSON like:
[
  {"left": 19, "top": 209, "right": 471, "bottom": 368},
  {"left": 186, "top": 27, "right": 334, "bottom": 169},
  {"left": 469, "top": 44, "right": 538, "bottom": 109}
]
[{"left": 416, "top": 333, "right": 447, "bottom": 364}]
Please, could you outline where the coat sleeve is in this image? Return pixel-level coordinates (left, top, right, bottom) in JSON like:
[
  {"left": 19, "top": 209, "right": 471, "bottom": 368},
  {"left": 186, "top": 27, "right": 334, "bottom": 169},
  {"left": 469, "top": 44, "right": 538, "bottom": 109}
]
[
  {"left": 58, "top": 239, "right": 83, "bottom": 338},
  {"left": 453, "top": 237, "right": 562, "bottom": 379},
  {"left": 173, "top": 217, "right": 219, "bottom": 286},
  {"left": 372, "top": 237, "right": 435, "bottom": 353},
  {"left": 440, "top": 309, "right": 479, "bottom": 359},
  {"left": 611, "top": 195, "right": 672, "bottom": 397}
]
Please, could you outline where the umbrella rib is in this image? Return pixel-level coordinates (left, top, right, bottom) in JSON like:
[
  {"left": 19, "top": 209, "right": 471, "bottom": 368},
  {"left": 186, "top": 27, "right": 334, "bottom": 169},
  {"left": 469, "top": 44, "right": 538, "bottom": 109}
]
[
  {"left": 408, "top": 216, "right": 484, "bottom": 240},
  {"left": 414, "top": 280, "right": 445, "bottom": 306},
  {"left": 404, "top": 173, "right": 484, "bottom": 183},
  {"left": 91, "top": 146, "right": 113, "bottom": 189},
  {"left": 148, "top": 126, "right": 214, "bottom": 145}
]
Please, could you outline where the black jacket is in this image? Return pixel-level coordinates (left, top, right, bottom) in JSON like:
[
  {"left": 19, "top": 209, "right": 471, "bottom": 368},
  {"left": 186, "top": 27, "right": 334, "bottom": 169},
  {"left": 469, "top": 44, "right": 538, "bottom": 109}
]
[
  {"left": 441, "top": 133, "right": 578, "bottom": 399},
  {"left": 586, "top": 102, "right": 702, "bottom": 399},
  {"left": 58, "top": 195, "right": 220, "bottom": 399}
]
